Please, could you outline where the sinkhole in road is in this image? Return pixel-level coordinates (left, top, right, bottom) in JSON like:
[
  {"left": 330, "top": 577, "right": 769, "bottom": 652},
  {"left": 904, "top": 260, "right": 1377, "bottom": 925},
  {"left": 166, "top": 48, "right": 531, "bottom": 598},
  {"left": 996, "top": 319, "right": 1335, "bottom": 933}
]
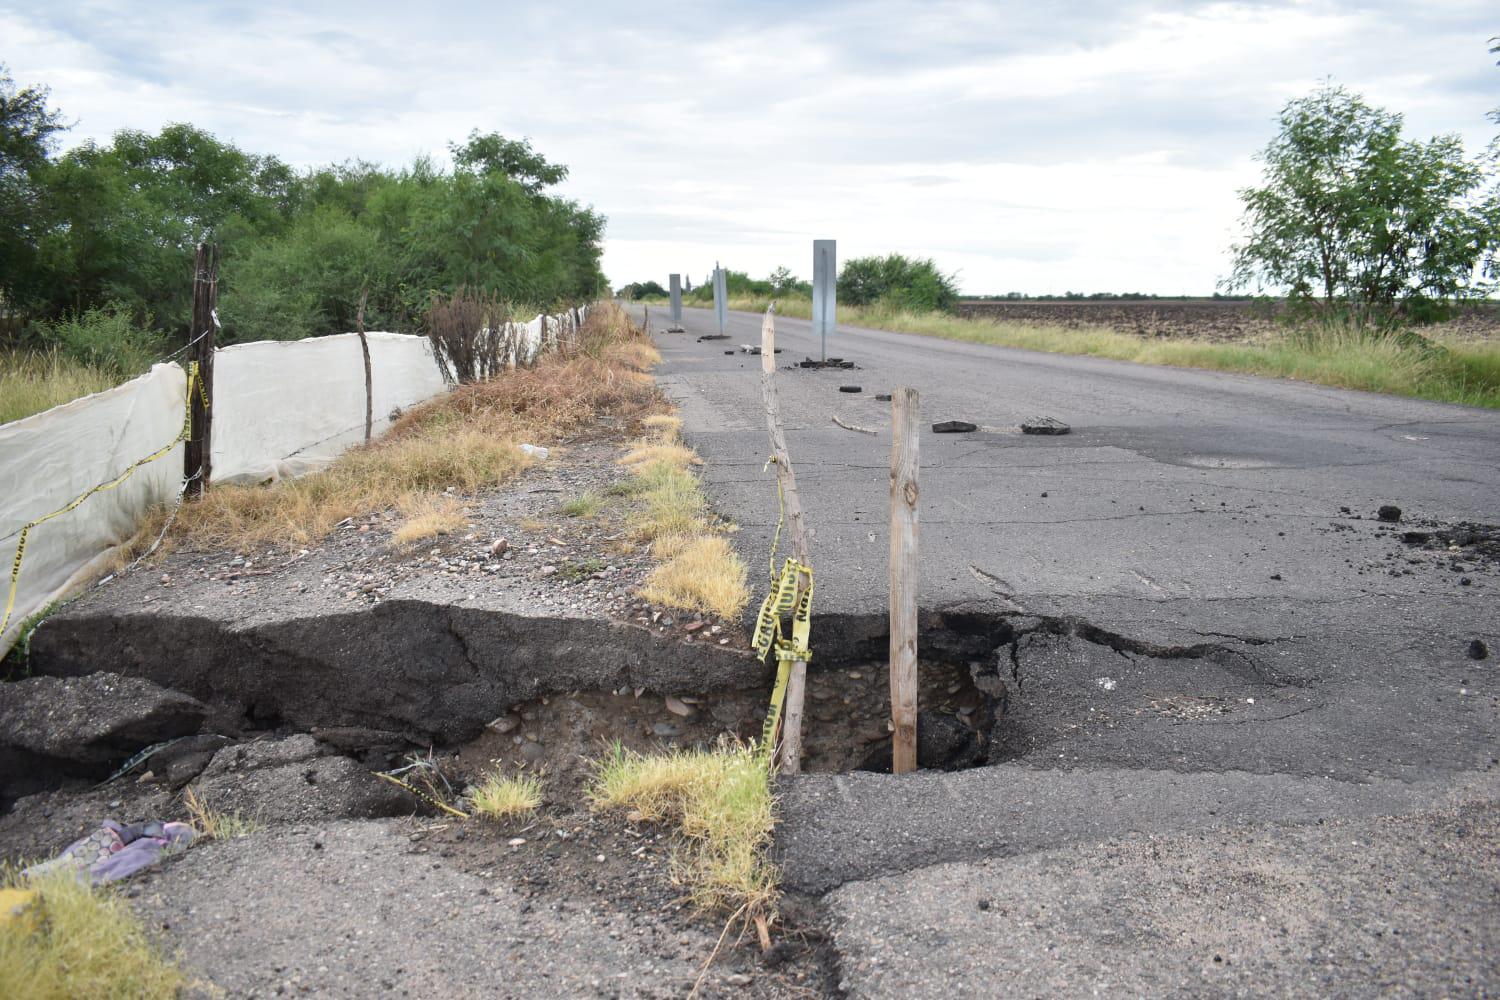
[{"left": 461, "top": 617, "right": 1011, "bottom": 782}]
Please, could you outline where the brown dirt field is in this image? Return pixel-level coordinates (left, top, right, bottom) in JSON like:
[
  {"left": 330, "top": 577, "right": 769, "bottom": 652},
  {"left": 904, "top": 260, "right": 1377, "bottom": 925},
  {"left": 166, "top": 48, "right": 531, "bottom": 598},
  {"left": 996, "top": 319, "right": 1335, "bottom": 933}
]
[{"left": 957, "top": 299, "right": 1500, "bottom": 343}]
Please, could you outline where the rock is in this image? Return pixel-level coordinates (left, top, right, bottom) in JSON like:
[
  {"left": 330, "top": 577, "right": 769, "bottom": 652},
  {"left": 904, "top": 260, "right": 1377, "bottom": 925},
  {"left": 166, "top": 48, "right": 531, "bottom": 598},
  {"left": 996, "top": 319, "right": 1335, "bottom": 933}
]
[
  {"left": 489, "top": 538, "right": 510, "bottom": 556},
  {"left": 664, "top": 696, "right": 695, "bottom": 718},
  {"left": 148, "top": 734, "right": 235, "bottom": 789},
  {"left": 1469, "top": 639, "right": 1489, "bottom": 661},
  {"left": 487, "top": 714, "right": 522, "bottom": 735},
  {"left": 520, "top": 741, "right": 546, "bottom": 764},
  {"left": 932, "top": 420, "right": 977, "bottom": 434},
  {"left": 1020, "top": 416, "right": 1070, "bottom": 435},
  {"left": 652, "top": 722, "right": 682, "bottom": 738},
  {"left": 857, "top": 710, "right": 992, "bottom": 773},
  {"left": 0, "top": 672, "right": 207, "bottom": 799},
  {"left": 1377, "top": 505, "right": 1403, "bottom": 523},
  {"left": 187, "top": 735, "right": 409, "bottom": 824}
]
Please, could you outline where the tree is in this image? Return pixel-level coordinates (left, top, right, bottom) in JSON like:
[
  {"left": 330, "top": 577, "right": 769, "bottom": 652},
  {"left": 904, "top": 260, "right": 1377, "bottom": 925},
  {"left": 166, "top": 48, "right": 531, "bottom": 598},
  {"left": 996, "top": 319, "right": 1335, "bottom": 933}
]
[
  {"left": 1227, "top": 83, "right": 1500, "bottom": 322},
  {"left": 0, "top": 65, "right": 68, "bottom": 309},
  {"left": 837, "top": 253, "right": 959, "bottom": 311}
]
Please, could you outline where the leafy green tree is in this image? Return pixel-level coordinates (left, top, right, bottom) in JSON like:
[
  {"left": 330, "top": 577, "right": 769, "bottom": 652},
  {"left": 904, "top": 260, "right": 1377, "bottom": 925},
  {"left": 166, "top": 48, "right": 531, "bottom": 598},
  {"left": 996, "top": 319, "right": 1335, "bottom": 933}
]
[
  {"left": 0, "top": 65, "right": 68, "bottom": 311},
  {"left": 838, "top": 253, "right": 959, "bottom": 311},
  {"left": 1227, "top": 83, "right": 1500, "bottom": 321}
]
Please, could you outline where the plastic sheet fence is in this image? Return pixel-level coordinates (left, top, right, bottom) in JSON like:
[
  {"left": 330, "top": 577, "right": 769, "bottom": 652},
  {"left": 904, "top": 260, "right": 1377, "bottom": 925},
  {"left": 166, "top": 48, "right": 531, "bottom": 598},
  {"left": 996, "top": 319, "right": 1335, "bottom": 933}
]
[
  {"left": 1, "top": 363, "right": 187, "bottom": 652},
  {"left": 1, "top": 311, "right": 583, "bottom": 654},
  {"left": 213, "top": 332, "right": 447, "bottom": 484}
]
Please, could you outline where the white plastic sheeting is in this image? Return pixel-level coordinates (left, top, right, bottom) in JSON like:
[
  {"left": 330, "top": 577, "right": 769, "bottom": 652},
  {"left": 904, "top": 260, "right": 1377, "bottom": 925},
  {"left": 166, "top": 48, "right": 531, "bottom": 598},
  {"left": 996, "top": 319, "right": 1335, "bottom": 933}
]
[
  {"left": 1, "top": 307, "right": 592, "bottom": 655},
  {"left": 212, "top": 332, "right": 447, "bottom": 484},
  {"left": 1, "top": 363, "right": 186, "bottom": 651}
]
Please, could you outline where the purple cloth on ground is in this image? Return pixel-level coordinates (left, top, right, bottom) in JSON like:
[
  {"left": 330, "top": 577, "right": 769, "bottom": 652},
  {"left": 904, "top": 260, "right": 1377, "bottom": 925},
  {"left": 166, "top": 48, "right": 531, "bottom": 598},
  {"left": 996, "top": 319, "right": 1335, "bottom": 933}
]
[{"left": 23, "top": 819, "right": 195, "bottom": 884}]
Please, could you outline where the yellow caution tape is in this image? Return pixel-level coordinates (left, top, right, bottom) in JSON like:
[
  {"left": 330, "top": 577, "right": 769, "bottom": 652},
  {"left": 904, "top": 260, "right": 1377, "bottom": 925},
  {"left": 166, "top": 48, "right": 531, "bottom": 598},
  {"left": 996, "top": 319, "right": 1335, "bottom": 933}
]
[
  {"left": 752, "top": 458, "right": 814, "bottom": 763},
  {"left": 1, "top": 363, "right": 204, "bottom": 641},
  {"left": 376, "top": 771, "right": 469, "bottom": 819}
]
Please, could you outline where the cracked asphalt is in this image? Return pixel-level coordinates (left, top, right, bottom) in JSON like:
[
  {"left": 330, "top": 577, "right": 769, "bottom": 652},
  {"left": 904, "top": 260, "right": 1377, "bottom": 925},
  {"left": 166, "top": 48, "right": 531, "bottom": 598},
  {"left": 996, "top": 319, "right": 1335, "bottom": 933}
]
[{"left": 651, "top": 305, "right": 1500, "bottom": 997}]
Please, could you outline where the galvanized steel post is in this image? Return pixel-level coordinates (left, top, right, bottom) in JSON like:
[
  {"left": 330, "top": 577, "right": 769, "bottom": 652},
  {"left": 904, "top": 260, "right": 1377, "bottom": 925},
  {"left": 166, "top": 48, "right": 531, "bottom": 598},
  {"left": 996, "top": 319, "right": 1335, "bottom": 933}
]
[
  {"left": 812, "top": 239, "right": 836, "bottom": 362},
  {"left": 669, "top": 273, "right": 683, "bottom": 324},
  {"left": 713, "top": 265, "right": 728, "bottom": 336}
]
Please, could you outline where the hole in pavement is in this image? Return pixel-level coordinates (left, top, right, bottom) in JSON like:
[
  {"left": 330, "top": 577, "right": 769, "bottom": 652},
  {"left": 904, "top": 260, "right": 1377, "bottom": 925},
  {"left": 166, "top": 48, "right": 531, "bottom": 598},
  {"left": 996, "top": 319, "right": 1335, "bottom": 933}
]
[{"left": 453, "top": 635, "right": 1007, "bottom": 783}]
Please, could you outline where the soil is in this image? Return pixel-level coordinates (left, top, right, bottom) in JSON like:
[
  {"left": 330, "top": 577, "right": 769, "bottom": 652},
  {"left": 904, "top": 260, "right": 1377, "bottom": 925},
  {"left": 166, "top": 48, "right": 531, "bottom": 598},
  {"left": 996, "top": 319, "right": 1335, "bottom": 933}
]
[{"left": 956, "top": 299, "right": 1500, "bottom": 343}]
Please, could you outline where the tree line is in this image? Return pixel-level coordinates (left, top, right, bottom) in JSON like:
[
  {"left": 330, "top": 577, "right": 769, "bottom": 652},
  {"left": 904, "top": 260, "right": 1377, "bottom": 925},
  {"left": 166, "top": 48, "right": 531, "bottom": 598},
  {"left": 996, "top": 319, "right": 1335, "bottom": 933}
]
[{"left": 0, "top": 65, "right": 607, "bottom": 368}]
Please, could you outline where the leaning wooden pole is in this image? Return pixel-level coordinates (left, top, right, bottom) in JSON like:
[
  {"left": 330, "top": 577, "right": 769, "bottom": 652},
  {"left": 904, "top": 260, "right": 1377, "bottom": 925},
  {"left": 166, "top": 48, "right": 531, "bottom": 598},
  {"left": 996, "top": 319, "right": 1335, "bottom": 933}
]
[
  {"left": 759, "top": 305, "right": 811, "bottom": 772},
  {"left": 355, "top": 289, "right": 373, "bottom": 443},
  {"left": 184, "top": 242, "right": 218, "bottom": 498},
  {"left": 889, "top": 387, "right": 920, "bottom": 773}
]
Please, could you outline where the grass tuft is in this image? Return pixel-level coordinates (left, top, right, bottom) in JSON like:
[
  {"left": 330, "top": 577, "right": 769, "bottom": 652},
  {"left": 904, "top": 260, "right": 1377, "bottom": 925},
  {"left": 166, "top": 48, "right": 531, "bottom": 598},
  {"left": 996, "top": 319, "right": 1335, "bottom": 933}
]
[
  {"left": 469, "top": 769, "right": 544, "bottom": 820},
  {"left": 0, "top": 865, "right": 185, "bottom": 999},
  {"left": 556, "top": 492, "right": 603, "bottom": 518},
  {"left": 393, "top": 494, "right": 468, "bottom": 547},
  {"left": 640, "top": 536, "right": 750, "bottom": 620},
  {"left": 618, "top": 416, "right": 749, "bottom": 620},
  {"left": 588, "top": 740, "right": 776, "bottom": 916},
  {"left": 183, "top": 786, "right": 260, "bottom": 841}
]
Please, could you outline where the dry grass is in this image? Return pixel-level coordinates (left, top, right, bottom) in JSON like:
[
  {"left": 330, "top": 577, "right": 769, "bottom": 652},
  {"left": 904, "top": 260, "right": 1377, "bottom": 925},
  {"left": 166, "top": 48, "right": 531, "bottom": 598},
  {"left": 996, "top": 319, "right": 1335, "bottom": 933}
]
[
  {"left": 0, "top": 865, "right": 185, "bottom": 999},
  {"left": 183, "top": 786, "right": 261, "bottom": 840},
  {"left": 618, "top": 416, "right": 750, "bottom": 620},
  {"left": 588, "top": 740, "right": 776, "bottom": 917},
  {"left": 640, "top": 536, "right": 749, "bottom": 621},
  {"left": 0, "top": 348, "right": 119, "bottom": 425},
  {"left": 393, "top": 494, "right": 469, "bottom": 547},
  {"left": 469, "top": 769, "right": 544, "bottom": 820},
  {"left": 141, "top": 302, "right": 662, "bottom": 554}
]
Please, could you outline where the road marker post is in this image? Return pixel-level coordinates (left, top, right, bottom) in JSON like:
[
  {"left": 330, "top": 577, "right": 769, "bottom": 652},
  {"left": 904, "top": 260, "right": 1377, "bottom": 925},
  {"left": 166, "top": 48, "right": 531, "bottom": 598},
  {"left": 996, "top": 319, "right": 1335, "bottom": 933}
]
[
  {"left": 668, "top": 273, "right": 684, "bottom": 331},
  {"left": 713, "top": 265, "right": 728, "bottom": 336},
  {"left": 812, "top": 239, "right": 836, "bottom": 363},
  {"left": 758, "top": 304, "right": 812, "bottom": 772},
  {"left": 889, "top": 387, "right": 920, "bottom": 773}
]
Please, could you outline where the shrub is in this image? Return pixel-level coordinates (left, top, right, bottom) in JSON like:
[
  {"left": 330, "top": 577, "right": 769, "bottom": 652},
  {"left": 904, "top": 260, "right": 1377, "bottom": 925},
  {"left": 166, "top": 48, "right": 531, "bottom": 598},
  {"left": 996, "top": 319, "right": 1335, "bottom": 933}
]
[
  {"left": 31, "top": 303, "right": 162, "bottom": 378},
  {"left": 838, "top": 253, "right": 960, "bottom": 312}
]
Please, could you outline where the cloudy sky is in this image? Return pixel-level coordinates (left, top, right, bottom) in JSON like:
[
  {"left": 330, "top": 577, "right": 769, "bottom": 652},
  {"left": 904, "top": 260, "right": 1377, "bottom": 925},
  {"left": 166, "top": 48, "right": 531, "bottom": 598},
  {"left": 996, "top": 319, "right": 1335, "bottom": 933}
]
[{"left": 4, "top": 1, "right": 1497, "bottom": 294}]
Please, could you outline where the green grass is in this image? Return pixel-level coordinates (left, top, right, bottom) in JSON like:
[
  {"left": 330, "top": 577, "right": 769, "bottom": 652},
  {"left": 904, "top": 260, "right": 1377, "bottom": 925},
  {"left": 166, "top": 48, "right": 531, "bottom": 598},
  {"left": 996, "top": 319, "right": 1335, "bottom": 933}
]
[
  {"left": 0, "top": 865, "right": 185, "bottom": 999},
  {"left": 469, "top": 769, "right": 543, "bottom": 820},
  {"left": 679, "top": 297, "right": 1500, "bottom": 408},
  {"left": 588, "top": 740, "right": 776, "bottom": 917},
  {"left": 0, "top": 348, "right": 121, "bottom": 424},
  {"left": 556, "top": 492, "right": 603, "bottom": 518}
]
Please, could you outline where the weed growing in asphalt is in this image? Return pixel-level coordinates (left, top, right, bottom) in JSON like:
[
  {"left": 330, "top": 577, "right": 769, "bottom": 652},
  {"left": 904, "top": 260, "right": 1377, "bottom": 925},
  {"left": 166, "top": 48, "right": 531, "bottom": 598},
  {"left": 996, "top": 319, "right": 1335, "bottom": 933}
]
[
  {"left": 469, "top": 769, "right": 544, "bottom": 820},
  {"left": 182, "top": 787, "right": 261, "bottom": 841},
  {"left": 619, "top": 414, "right": 748, "bottom": 620},
  {"left": 0, "top": 864, "right": 185, "bottom": 999},
  {"left": 588, "top": 740, "right": 776, "bottom": 917}
]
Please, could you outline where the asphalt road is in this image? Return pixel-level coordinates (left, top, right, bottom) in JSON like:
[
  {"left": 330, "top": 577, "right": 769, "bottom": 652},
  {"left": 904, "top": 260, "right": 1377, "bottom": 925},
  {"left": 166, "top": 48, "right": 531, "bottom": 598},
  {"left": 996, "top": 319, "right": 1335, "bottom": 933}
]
[{"left": 650, "top": 304, "right": 1500, "bottom": 997}]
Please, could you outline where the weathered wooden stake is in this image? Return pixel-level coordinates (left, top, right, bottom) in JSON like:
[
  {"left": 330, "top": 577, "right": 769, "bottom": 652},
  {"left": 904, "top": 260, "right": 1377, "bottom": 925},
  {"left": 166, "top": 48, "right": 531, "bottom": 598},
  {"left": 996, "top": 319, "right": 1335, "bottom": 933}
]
[
  {"left": 759, "top": 305, "right": 811, "bottom": 771},
  {"left": 184, "top": 242, "right": 218, "bottom": 498},
  {"left": 355, "top": 289, "right": 373, "bottom": 442},
  {"left": 889, "top": 387, "right": 920, "bottom": 773}
]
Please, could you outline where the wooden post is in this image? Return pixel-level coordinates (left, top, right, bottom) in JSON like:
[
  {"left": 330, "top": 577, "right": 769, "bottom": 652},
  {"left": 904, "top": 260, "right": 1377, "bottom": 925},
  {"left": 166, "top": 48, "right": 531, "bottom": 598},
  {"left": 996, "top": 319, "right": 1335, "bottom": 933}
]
[
  {"left": 184, "top": 242, "right": 218, "bottom": 498},
  {"left": 759, "top": 305, "right": 811, "bottom": 772},
  {"left": 355, "top": 289, "right": 373, "bottom": 442},
  {"left": 889, "top": 387, "right": 920, "bottom": 773}
]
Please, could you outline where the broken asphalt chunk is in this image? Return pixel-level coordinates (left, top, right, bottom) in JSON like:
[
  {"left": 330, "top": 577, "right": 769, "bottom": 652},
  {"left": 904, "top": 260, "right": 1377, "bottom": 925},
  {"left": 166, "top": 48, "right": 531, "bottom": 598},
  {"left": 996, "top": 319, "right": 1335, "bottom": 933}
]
[
  {"left": 1020, "top": 416, "right": 1070, "bottom": 435},
  {"left": 932, "top": 420, "right": 977, "bottom": 433},
  {"left": 1377, "top": 505, "right": 1403, "bottom": 522},
  {"left": 839, "top": 385, "right": 862, "bottom": 393}
]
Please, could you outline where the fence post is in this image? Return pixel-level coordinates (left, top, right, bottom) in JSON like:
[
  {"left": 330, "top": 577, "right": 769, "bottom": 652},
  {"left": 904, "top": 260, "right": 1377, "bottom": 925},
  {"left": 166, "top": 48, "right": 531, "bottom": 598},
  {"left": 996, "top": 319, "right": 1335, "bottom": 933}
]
[
  {"left": 759, "top": 305, "right": 811, "bottom": 772},
  {"left": 185, "top": 242, "right": 218, "bottom": 498},
  {"left": 355, "top": 289, "right": 373, "bottom": 442},
  {"left": 889, "top": 387, "right": 920, "bottom": 773}
]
